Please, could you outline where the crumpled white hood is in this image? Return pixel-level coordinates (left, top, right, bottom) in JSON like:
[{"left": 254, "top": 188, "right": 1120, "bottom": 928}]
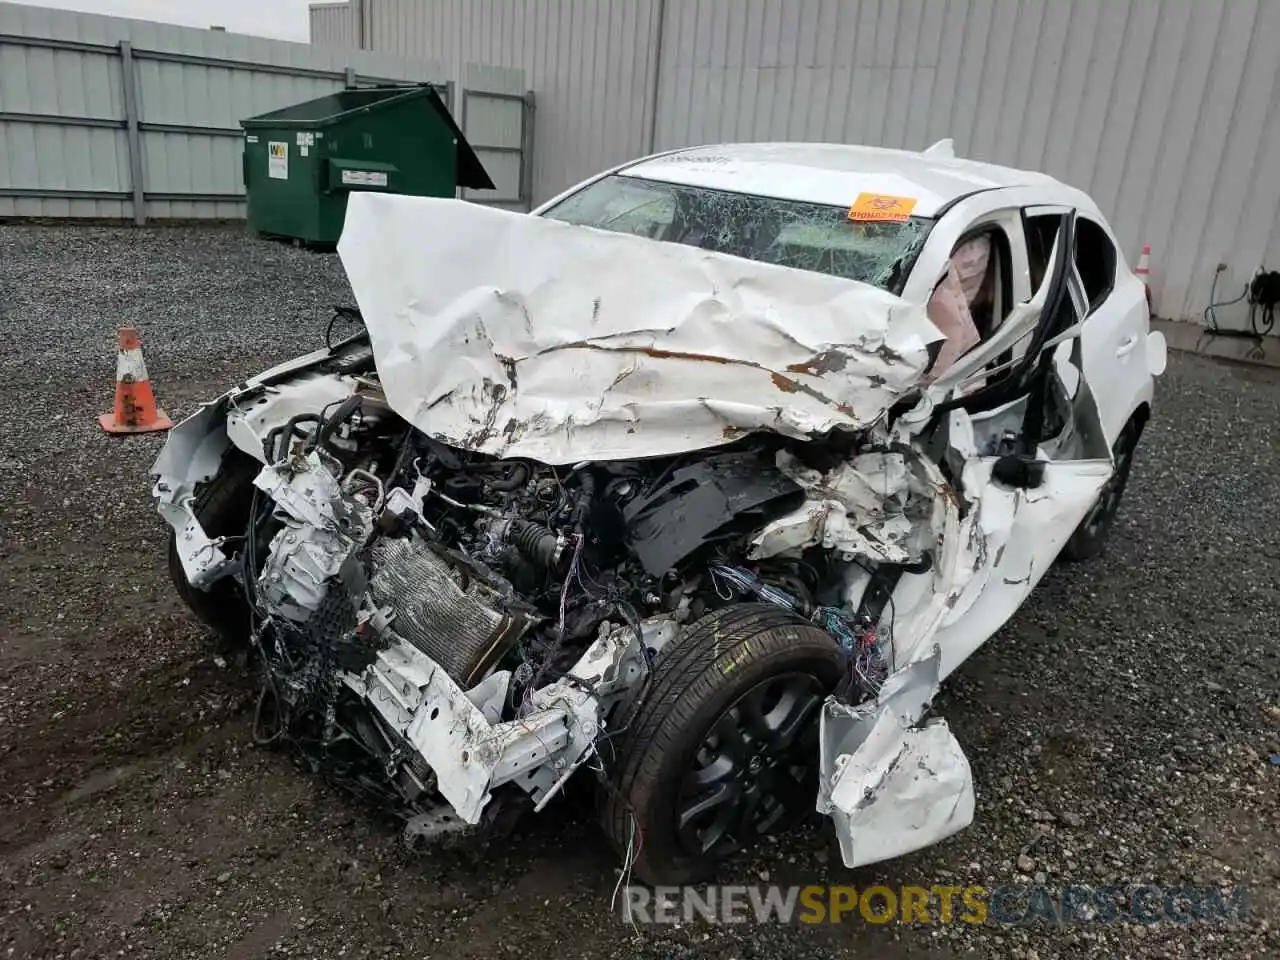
[{"left": 338, "top": 193, "right": 942, "bottom": 463}]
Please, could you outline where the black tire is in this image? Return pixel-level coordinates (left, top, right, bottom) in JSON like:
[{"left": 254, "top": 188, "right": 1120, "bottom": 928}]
[
  {"left": 599, "top": 604, "right": 845, "bottom": 886},
  {"left": 1059, "top": 413, "right": 1145, "bottom": 562},
  {"left": 167, "top": 449, "right": 260, "bottom": 649}
]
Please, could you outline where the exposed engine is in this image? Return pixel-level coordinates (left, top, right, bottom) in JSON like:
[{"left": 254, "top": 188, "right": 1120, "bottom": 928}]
[{"left": 228, "top": 376, "right": 906, "bottom": 837}]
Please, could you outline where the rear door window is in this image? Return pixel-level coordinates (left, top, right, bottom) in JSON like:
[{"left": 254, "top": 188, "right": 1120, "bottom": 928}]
[
  {"left": 1073, "top": 218, "right": 1117, "bottom": 313},
  {"left": 1026, "top": 211, "right": 1116, "bottom": 315}
]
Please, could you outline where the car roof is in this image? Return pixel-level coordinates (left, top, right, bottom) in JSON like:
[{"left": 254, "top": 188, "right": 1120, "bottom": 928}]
[{"left": 619, "top": 142, "right": 1067, "bottom": 217}]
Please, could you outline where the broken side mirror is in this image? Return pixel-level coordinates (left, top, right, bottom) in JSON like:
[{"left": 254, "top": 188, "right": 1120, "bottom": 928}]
[{"left": 992, "top": 453, "right": 1045, "bottom": 489}]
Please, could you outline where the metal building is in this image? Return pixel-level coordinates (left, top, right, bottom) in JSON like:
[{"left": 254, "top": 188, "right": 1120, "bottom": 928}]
[{"left": 311, "top": 0, "right": 1280, "bottom": 325}]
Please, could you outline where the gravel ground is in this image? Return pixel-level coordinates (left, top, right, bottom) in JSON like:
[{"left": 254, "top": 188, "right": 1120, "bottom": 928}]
[{"left": 0, "top": 223, "right": 1277, "bottom": 960}]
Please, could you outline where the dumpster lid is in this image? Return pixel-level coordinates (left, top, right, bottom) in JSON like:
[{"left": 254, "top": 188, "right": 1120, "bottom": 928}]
[{"left": 242, "top": 86, "right": 495, "bottom": 191}]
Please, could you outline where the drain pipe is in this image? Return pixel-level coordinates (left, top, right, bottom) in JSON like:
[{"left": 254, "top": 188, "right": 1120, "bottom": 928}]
[{"left": 644, "top": 0, "right": 668, "bottom": 155}]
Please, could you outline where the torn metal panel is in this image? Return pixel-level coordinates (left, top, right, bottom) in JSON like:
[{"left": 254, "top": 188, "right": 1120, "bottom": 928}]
[
  {"left": 830, "top": 720, "right": 975, "bottom": 866},
  {"left": 361, "top": 622, "right": 647, "bottom": 823},
  {"left": 819, "top": 645, "right": 975, "bottom": 868},
  {"left": 931, "top": 457, "right": 1111, "bottom": 678},
  {"left": 225, "top": 374, "right": 361, "bottom": 463},
  {"left": 749, "top": 500, "right": 916, "bottom": 565},
  {"left": 151, "top": 399, "right": 235, "bottom": 589},
  {"left": 749, "top": 447, "right": 937, "bottom": 566},
  {"left": 337, "top": 193, "right": 943, "bottom": 464}
]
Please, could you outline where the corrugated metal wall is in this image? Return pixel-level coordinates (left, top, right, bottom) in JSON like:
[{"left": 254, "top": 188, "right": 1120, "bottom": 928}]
[
  {"left": 0, "top": 31, "right": 131, "bottom": 218},
  {"left": 654, "top": 0, "right": 1280, "bottom": 324},
  {"left": 459, "top": 62, "right": 529, "bottom": 209},
  {"left": 317, "top": 0, "right": 663, "bottom": 212},
  {"left": 310, "top": 2, "right": 358, "bottom": 48},
  {"left": 0, "top": 1, "right": 445, "bottom": 219},
  {"left": 325, "top": 0, "right": 1280, "bottom": 323}
]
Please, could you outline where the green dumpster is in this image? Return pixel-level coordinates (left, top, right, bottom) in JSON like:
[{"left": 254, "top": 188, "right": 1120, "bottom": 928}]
[{"left": 241, "top": 85, "right": 494, "bottom": 244}]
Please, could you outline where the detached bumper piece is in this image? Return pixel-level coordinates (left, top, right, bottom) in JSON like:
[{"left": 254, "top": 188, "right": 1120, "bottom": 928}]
[
  {"left": 818, "top": 645, "right": 975, "bottom": 867},
  {"left": 356, "top": 624, "right": 645, "bottom": 824}
]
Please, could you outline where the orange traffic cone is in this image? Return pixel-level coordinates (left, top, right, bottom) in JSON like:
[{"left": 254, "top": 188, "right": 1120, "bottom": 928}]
[
  {"left": 1135, "top": 243, "right": 1152, "bottom": 308},
  {"left": 98, "top": 326, "right": 173, "bottom": 434}
]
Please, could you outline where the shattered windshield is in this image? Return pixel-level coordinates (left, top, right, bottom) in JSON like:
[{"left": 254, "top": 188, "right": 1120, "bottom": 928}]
[{"left": 541, "top": 174, "right": 932, "bottom": 293}]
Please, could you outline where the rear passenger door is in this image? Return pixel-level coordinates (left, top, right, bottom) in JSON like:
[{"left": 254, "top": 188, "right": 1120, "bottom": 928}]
[
  {"left": 1073, "top": 217, "right": 1151, "bottom": 447},
  {"left": 1025, "top": 207, "right": 1148, "bottom": 448}
]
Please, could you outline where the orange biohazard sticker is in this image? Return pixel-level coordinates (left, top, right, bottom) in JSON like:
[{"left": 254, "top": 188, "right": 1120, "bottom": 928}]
[{"left": 848, "top": 193, "right": 918, "bottom": 222}]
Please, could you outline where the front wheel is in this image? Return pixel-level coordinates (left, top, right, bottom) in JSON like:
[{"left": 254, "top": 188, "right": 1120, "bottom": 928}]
[
  {"left": 167, "top": 449, "right": 259, "bottom": 649},
  {"left": 598, "top": 604, "right": 845, "bottom": 886},
  {"left": 1059, "top": 413, "right": 1145, "bottom": 562}
]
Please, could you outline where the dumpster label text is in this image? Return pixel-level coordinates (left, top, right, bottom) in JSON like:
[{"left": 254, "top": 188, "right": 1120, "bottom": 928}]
[
  {"left": 269, "top": 142, "right": 288, "bottom": 180},
  {"left": 342, "top": 170, "right": 388, "bottom": 187}
]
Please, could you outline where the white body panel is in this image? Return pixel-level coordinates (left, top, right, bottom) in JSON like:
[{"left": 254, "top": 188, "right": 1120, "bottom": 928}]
[{"left": 155, "top": 139, "right": 1167, "bottom": 875}]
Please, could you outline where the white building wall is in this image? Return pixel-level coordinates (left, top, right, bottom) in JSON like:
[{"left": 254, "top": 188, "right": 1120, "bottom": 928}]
[{"left": 322, "top": 0, "right": 1280, "bottom": 323}]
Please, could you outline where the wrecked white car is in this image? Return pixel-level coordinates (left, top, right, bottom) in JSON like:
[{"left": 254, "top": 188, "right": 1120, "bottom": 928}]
[{"left": 155, "top": 141, "right": 1166, "bottom": 884}]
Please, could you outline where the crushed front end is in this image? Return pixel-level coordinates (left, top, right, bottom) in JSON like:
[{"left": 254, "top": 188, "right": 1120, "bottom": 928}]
[
  {"left": 157, "top": 361, "right": 661, "bottom": 841},
  {"left": 154, "top": 192, "right": 984, "bottom": 877},
  {"left": 154, "top": 361, "right": 974, "bottom": 866}
]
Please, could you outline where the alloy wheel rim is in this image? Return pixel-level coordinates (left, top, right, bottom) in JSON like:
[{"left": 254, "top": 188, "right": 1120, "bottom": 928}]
[{"left": 675, "top": 672, "right": 825, "bottom": 858}]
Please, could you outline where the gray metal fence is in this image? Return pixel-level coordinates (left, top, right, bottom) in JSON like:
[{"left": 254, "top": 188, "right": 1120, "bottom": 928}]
[
  {"left": 457, "top": 63, "right": 534, "bottom": 210},
  {"left": 0, "top": 34, "right": 447, "bottom": 223},
  {"left": 0, "top": 2, "right": 461, "bottom": 221}
]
